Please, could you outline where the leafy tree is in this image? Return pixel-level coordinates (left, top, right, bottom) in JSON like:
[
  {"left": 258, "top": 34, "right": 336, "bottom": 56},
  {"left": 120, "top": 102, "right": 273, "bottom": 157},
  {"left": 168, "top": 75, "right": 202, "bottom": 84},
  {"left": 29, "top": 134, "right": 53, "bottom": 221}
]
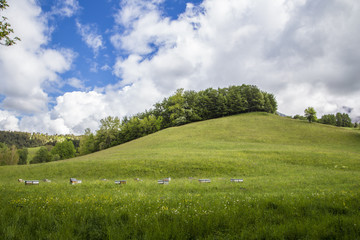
[
  {"left": 95, "top": 116, "right": 121, "bottom": 150},
  {"left": 183, "top": 90, "right": 202, "bottom": 122},
  {"left": 167, "top": 88, "right": 187, "bottom": 126},
  {"left": 32, "top": 147, "right": 53, "bottom": 164},
  {"left": 319, "top": 114, "right": 336, "bottom": 126},
  {"left": 224, "top": 86, "right": 246, "bottom": 115},
  {"left": 79, "top": 128, "right": 96, "bottom": 155},
  {"left": 0, "top": 0, "right": 20, "bottom": 46},
  {"left": 241, "top": 85, "right": 265, "bottom": 112},
  {"left": 304, "top": 107, "right": 317, "bottom": 123},
  {"left": 293, "top": 115, "right": 307, "bottom": 121},
  {"left": 0, "top": 143, "right": 18, "bottom": 165},
  {"left": 263, "top": 92, "right": 277, "bottom": 114},
  {"left": 17, "top": 148, "right": 28, "bottom": 165},
  {"left": 338, "top": 113, "right": 352, "bottom": 127},
  {"left": 51, "top": 140, "right": 76, "bottom": 160}
]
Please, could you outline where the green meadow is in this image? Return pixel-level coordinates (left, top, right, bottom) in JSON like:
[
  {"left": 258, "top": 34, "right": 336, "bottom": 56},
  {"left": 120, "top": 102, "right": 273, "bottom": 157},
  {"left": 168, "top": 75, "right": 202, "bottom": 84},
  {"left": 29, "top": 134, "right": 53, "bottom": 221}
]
[{"left": 1, "top": 112, "right": 360, "bottom": 239}]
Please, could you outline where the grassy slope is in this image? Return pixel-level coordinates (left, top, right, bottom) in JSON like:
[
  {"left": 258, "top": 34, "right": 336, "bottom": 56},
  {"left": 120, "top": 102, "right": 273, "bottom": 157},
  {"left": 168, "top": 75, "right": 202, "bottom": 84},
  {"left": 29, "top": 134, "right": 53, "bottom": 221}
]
[
  {"left": 1, "top": 112, "right": 360, "bottom": 239},
  {"left": 1, "top": 112, "right": 359, "bottom": 192}
]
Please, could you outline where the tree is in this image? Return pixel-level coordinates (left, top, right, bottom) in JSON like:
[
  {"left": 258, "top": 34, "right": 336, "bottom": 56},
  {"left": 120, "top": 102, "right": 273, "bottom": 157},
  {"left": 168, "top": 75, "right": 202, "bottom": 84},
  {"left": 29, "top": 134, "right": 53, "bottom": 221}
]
[
  {"left": 51, "top": 140, "right": 76, "bottom": 160},
  {"left": 0, "top": 143, "right": 19, "bottom": 165},
  {"left": 293, "top": 114, "right": 307, "bottom": 121},
  {"left": 304, "top": 107, "right": 317, "bottom": 123},
  {"left": 17, "top": 148, "right": 28, "bottom": 165},
  {"left": 79, "top": 128, "right": 96, "bottom": 155},
  {"left": 0, "top": 0, "right": 20, "bottom": 46},
  {"left": 319, "top": 114, "right": 336, "bottom": 126},
  {"left": 95, "top": 116, "right": 121, "bottom": 150},
  {"left": 32, "top": 147, "right": 52, "bottom": 164}
]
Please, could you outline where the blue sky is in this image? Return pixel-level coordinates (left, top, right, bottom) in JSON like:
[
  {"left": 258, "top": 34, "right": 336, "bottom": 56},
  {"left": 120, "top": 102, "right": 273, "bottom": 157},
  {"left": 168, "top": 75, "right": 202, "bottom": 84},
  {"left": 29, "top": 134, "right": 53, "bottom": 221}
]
[{"left": 0, "top": 0, "right": 360, "bottom": 134}]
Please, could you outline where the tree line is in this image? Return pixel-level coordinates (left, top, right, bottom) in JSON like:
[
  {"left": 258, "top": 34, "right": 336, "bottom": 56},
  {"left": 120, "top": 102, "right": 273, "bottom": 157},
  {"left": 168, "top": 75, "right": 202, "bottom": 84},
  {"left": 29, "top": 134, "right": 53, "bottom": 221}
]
[
  {"left": 0, "top": 131, "right": 80, "bottom": 149},
  {"left": 294, "top": 107, "right": 358, "bottom": 128},
  {"left": 79, "top": 85, "right": 277, "bottom": 155},
  {"left": 0, "top": 139, "right": 77, "bottom": 166}
]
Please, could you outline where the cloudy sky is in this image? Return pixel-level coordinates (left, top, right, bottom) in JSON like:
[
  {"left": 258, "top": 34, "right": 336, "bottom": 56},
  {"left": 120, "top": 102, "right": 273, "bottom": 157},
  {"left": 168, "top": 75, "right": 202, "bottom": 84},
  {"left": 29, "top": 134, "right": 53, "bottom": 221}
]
[{"left": 0, "top": 0, "right": 359, "bottom": 134}]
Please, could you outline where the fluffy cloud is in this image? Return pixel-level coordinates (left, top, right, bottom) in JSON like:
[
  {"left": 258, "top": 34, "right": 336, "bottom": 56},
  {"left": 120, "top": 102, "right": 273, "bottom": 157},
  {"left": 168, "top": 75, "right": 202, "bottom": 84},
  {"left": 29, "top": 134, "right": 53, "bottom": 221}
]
[
  {"left": 76, "top": 21, "right": 104, "bottom": 56},
  {"left": 51, "top": 0, "right": 80, "bottom": 17},
  {"left": 0, "top": 0, "right": 74, "bottom": 114},
  {"left": 1, "top": 0, "right": 360, "bottom": 135},
  {"left": 112, "top": 0, "right": 360, "bottom": 121},
  {"left": 67, "top": 77, "right": 86, "bottom": 90},
  {"left": 18, "top": 82, "right": 161, "bottom": 134},
  {"left": 0, "top": 110, "right": 19, "bottom": 131}
]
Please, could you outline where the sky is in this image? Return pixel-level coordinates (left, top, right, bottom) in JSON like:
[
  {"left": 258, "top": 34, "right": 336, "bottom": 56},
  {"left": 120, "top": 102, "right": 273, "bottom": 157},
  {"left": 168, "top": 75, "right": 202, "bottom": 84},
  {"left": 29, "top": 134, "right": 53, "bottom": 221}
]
[{"left": 0, "top": 0, "right": 359, "bottom": 135}]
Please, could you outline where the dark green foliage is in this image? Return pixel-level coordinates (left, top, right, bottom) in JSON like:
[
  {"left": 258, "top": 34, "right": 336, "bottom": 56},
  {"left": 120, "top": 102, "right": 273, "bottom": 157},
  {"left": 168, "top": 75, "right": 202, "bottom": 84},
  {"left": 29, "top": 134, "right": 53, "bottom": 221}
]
[
  {"left": 51, "top": 140, "right": 76, "bottom": 160},
  {"left": 81, "top": 85, "right": 278, "bottom": 154},
  {"left": 31, "top": 147, "right": 52, "bottom": 164},
  {"left": 336, "top": 113, "right": 352, "bottom": 127},
  {"left": 319, "top": 114, "right": 337, "bottom": 125},
  {"left": 293, "top": 114, "right": 307, "bottom": 121},
  {"left": 17, "top": 148, "right": 28, "bottom": 165},
  {"left": 79, "top": 128, "right": 96, "bottom": 155},
  {"left": 319, "top": 113, "right": 353, "bottom": 127},
  {"left": 0, "top": 143, "right": 18, "bottom": 165},
  {"left": 0, "top": 131, "right": 80, "bottom": 149}
]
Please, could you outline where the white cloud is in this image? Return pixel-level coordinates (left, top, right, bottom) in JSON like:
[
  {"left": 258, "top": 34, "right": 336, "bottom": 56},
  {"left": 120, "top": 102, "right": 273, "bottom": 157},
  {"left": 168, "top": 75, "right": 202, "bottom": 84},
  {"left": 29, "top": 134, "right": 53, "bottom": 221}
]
[
  {"left": 111, "top": 0, "right": 360, "bottom": 120},
  {"left": 67, "top": 77, "right": 85, "bottom": 90},
  {"left": 0, "top": 110, "right": 19, "bottom": 131},
  {"left": 51, "top": 0, "right": 80, "bottom": 17},
  {"left": 101, "top": 64, "right": 111, "bottom": 71},
  {"left": 76, "top": 21, "right": 104, "bottom": 56},
  {"left": 0, "top": 0, "right": 75, "bottom": 114},
  {"left": 17, "top": 83, "right": 161, "bottom": 135},
  {"left": 2, "top": 0, "right": 360, "bottom": 135}
]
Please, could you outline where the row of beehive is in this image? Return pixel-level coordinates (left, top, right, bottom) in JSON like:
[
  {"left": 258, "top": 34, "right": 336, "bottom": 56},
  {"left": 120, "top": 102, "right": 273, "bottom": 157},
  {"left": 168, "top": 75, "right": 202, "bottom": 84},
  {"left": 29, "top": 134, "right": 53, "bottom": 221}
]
[{"left": 21, "top": 178, "right": 243, "bottom": 185}]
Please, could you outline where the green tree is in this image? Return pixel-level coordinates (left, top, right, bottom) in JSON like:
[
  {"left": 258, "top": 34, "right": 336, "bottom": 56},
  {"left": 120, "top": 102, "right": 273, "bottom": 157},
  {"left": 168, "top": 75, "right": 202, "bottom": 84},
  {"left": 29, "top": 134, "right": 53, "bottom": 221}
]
[
  {"left": 32, "top": 147, "right": 52, "bottom": 164},
  {"left": 304, "top": 107, "right": 317, "bottom": 123},
  {"left": 293, "top": 114, "right": 307, "bottom": 121},
  {"left": 339, "top": 113, "right": 352, "bottom": 127},
  {"left": 0, "top": 143, "right": 18, "bottom": 165},
  {"left": 0, "top": 0, "right": 20, "bottom": 46},
  {"left": 241, "top": 85, "right": 265, "bottom": 112},
  {"left": 79, "top": 128, "right": 96, "bottom": 155},
  {"left": 319, "top": 114, "right": 336, "bottom": 126},
  {"left": 17, "top": 148, "right": 28, "bottom": 165},
  {"left": 95, "top": 116, "right": 121, "bottom": 150},
  {"left": 51, "top": 140, "right": 76, "bottom": 160}
]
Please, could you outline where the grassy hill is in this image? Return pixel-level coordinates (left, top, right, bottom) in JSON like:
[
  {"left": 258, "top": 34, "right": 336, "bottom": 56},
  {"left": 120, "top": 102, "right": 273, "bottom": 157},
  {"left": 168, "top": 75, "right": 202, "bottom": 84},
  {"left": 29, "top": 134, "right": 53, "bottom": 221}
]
[
  {"left": 1, "top": 112, "right": 359, "bottom": 183},
  {"left": 1, "top": 112, "right": 359, "bottom": 239}
]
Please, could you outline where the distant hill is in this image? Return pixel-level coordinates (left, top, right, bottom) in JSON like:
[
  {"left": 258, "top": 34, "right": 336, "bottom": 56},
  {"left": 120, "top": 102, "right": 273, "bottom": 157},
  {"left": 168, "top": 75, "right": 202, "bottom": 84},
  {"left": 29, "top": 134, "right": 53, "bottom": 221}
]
[
  {"left": 0, "top": 112, "right": 359, "bottom": 181},
  {"left": 0, "top": 131, "right": 80, "bottom": 148}
]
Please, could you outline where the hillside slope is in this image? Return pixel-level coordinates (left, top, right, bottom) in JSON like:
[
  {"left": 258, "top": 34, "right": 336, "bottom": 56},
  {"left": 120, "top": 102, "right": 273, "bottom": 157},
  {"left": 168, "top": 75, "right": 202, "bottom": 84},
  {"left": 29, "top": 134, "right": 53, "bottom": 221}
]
[{"left": 0, "top": 112, "right": 359, "bottom": 186}]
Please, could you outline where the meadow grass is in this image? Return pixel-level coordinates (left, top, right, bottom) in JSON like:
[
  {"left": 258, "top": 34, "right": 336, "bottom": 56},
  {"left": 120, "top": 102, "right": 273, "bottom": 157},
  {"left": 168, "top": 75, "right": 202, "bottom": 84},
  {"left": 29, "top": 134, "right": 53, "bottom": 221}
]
[
  {"left": 0, "top": 113, "right": 359, "bottom": 239},
  {"left": 26, "top": 147, "right": 41, "bottom": 164}
]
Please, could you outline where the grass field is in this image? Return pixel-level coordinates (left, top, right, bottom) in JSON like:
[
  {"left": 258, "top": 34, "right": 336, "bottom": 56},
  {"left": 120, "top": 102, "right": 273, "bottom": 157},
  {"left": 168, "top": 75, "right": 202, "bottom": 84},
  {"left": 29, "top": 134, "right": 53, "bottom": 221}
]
[
  {"left": 1, "top": 112, "right": 359, "bottom": 239},
  {"left": 26, "top": 146, "right": 41, "bottom": 164}
]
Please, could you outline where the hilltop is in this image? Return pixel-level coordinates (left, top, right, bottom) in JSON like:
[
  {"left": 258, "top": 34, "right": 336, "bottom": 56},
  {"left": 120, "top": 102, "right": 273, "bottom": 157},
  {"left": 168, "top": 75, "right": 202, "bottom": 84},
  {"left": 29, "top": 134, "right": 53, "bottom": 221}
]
[{"left": 1, "top": 112, "right": 359, "bottom": 183}]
